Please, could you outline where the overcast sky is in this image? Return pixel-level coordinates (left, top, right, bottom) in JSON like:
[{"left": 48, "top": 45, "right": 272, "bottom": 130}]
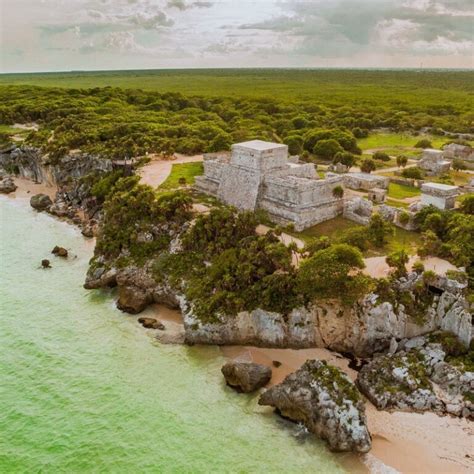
[{"left": 1, "top": 0, "right": 473, "bottom": 72}]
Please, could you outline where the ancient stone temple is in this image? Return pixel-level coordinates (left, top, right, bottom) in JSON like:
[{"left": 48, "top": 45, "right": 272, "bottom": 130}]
[
  {"left": 194, "top": 140, "right": 344, "bottom": 230},
  {"left": 420, "top": 182, "right": 459, "bottom": 210}
]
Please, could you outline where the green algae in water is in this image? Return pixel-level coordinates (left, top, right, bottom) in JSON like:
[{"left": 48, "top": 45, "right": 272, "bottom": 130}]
[{"left": 0, "top": 197, "right": 345, "bottom": 473}]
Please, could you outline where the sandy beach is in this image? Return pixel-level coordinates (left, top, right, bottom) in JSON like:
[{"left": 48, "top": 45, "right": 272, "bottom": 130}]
[
  {"left": 6, "top": 176, "right": 57, "bottom": 200},
  {"left": 152, "top": 304, "right": 473, "bottom": 474}
]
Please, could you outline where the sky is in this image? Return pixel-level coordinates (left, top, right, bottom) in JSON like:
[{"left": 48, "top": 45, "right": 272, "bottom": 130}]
[{"left": 1, "top": 0, "right": 473, "bottom": 72}]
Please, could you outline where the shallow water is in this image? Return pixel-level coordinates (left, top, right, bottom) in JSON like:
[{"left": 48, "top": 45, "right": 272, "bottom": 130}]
[{"left": 0, "top": 197, "right": 346, "bottom": 473}]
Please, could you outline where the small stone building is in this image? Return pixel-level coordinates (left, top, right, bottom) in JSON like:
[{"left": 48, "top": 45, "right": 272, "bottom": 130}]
[
  {"left": 368, "top": 187, "right": 387, "bottom": 204},
  {"left": 342, "top": 172, "right": 389, "bottom": 191},
  {"left": 420, "top": 182, "right": 459, "bottom": 210},
  {"left": 419, "top": 149, "right": 451, "bottom": 175},
  {"left": 194, "top": 140, "right": 344, "bottom": 230},
  {"left": 443, "top": 143, "right": 474, "bottom": 162}
]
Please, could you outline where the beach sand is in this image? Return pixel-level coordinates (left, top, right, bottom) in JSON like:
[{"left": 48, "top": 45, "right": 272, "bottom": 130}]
[
  {"left": 6, "top": 176, "right": 57, "bottom": 200},
  {"left": 152, "top": 303, "right": 473, "bottom": 473}
]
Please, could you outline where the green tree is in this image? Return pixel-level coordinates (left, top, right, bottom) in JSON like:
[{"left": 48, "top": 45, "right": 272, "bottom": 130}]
[
  {"left": 333, "top": 151, "right": 356, "bottom": 167},
  {"left": 313, "top": 139, "right": 344, "bottom": 159},
  {"left": 360, "top": 158, "right": 376, "bottom": 173},
  {"left": 460, "top": 194, "right": 474, "bottom": 215},
  {"left": 386, "top": 249, "right": 409, "bottom": 278},
  {"left": 285, "top": 135, "right": 304, "bottom": 155},
  {"left": 368, "top": 213, "right": 394, "bottom": 247},
  {"left": 298, "top": 244, "right": 368, "bottom": 304},
  {"left": 396, "top": 155, "right": 408, "bottom": 168},
  {"left": 373, "top": 151, "right": 390, "bottom": 162},
  {"left": 415, "top": 139, "right": 432, "bottom": 149}
]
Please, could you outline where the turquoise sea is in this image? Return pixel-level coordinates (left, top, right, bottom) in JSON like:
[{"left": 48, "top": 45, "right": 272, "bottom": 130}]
[{"left": 0, "top": 196, "right": 346, "bottom": 473}]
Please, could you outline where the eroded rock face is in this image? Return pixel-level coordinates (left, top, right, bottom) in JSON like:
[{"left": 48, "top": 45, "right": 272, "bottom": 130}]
[
  {"left": 259, "top": 360, "right": 371, "bottom": 453},
  {"left": 52, "top": 246, "right": 68, "bottom": 258},
  {"left": 357, "top": 340, "right": 473, "bottom": 418},
  {"left": 221, "top": 362, "right": 271, "bottom": 393},
  {"left": 0, "top": 176, "right": 17, "bottom": 194},
  {"left": 30, "top": 193, "right": 53, "bottom": 211},
  {"left": 117, "top": 285, "right": 151, "bottom": 314}
]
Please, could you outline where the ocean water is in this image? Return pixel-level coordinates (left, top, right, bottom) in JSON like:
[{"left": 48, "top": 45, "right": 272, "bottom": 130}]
[{"left": 0, "top": 197, "right": 346, "bottom": 473}]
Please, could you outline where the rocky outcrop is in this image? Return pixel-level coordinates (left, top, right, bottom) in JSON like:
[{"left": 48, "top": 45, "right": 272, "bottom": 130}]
[
  {"left": 183, "top": 274, "right": 471, "bottom": 356},
  {"left": 357, "top": 338, "right": 473, "bottom": 418},
  {"left": 137, "top": 317, "right": 165, "bottom": 330},
  {"left": 0, "top": 176, "right": 17, "bottom": 194},
  {"left": 259, "top": 360, "right": 371, "bottom": 453},
  {"left": 52, "top": 246, "right": 68, "bottom": 258},
  {"left": 30, "top": 193, "right": 53, "bottom": 211},
  {"left": 41, "top": 259, "right": 51, "bottom": 268},
  {"left": 221, "top": 362, "right": 272, "bottom": 393}
]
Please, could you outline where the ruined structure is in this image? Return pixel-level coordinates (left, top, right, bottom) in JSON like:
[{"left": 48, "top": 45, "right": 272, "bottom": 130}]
[
  {"left": 342, "top": 172, "right": 389, "bottom": 191},
  {"left": 442, "top": 143, "right": 474, "bottom": 162},
  {"left": 420, "top": 182, "right": 459, "bottom": 210},
  {"left": 195, "top": 140, "right": 344, "bottom": 230},
  {"left": 419, "top": 149, "right": 451, "bottom": 175}
]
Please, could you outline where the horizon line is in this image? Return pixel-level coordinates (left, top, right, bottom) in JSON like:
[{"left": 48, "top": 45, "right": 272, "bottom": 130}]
[{"left": 1, "top": 66, "right": 474, "bottom": 76}]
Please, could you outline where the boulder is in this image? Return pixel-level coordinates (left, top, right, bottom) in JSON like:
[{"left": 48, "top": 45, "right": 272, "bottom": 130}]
[
  {"left": 117, "top": 285, "right": 150, "bottom": 314},
  {"left": 0, "top": 177, "right": 17, "bottom": 194},
  {"left": 357, "top": 348, "right": 442, "bottom": 413},
  {"left": 137, "top": 317, "right": 165, "bottom": 330},
  {"left": 221, "top": 362, "right": 272, "bottom": 393},
  {"left": 41, "top": 259, "right": 51, "bottom": 268},
  {"left": 30, "top": 193, "right": 52, "bottom": 211},
  {"left": 52, "top": 246, "right": 68, "bottom": 258},
  {"left": 259, "top": 360, "right": 371, "bottom": 453}
]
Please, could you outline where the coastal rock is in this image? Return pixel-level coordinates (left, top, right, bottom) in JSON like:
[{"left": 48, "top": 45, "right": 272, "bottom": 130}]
[
  {"left": 52, "top": 246, "right": 68, "bottom": 258},
  {"left": 137, "top": 317, "right": 165, "bottom": 330},
  {"left": 41, "top": 259, "right": 51, "bottom": 268},
  {"left": 0, "top": 176, "right": 17, "bottom": 194},
  {"left": 30, "top": 193, "right": 52, "bottom": 211},
  {"left": 117, "top": 285, "right": 151, "bottom": 314},
  {"left": 259, "top": 360, "right": 371, "bottom": 453},
  {"left": 357, "top": 349, "right": 441, "bottom": 413},
  {"left": 221, "top": 362, "right": 272, "bottom": 393},
  {"left": 357, "top": 339, "right": 473, "bottom": 418}
]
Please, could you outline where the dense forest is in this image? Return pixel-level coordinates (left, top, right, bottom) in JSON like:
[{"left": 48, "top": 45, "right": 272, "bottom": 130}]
[{"left": 0, "top": 69, "right": 473, "bottom": 162}]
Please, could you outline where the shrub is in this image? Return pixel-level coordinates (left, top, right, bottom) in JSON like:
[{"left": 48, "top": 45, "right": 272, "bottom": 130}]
[
  {"left": 337, "top": 226, "right": 369, "bottom": 251},
  {"left": 386, "top": 249, "right": 409, "bottom": 278},
  {"left": 415, "top": 139, "right": 432, "bottom": 149},
  {"left": 360, "top": 158, "right": 376, "bottom": 173},
  {"left": 373, "top": 151, "right": 390, "bottom": 162},
  {"left": 333, "top": 151, "right": 356, "bottom": 167},
  {"left": 402, "top": 167, "right": 424, "bottom": 179},
  {"left": 412, "top": 260, "right": 425, "bottom": 274},
  {"left": 398, "top": 211, "right": 410, "bottom": 225},
  {"left": 352, "top": 127, "right": 368, "bottom": 138},
  {"left": 452, "top": 158, "right": 467, "bottom": 171},
  {"left": 285, "top": 135, "right": 304, "bottom": 155},
  {"left": 332, "top": 185, "right": 344, "bottom": 198},
  {"left": 460, "top": 194, "right": 474, "bottom": 215}
]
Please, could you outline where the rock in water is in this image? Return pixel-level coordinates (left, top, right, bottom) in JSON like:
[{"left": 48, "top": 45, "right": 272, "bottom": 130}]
[
  {"left": 0, "top": 177, "right": 17, "bottom": 194},
  {"left": 137, "top": 317, "right": 165, "bottom": 330},
  {"left": 41, "top": 259, "right": 51, "bottom": 268},
  {"left": 30, "top": 193, "right": 53, "bottom": 211},
  {"left": 221, "top": 362, "right": 272, "bottom": 393},
  {"left": 259, "top": 359, "right": 371, "bottom": 453},
  {"left": 52, "top": 246, "right": 68, "bottom": 258}
]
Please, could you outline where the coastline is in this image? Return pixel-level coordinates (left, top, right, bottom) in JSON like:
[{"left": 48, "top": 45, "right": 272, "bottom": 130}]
[{"left": 3, "top": 177, "right": 473, "bottom": 474}]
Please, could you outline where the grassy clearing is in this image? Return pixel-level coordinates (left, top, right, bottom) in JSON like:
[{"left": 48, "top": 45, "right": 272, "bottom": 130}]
[
  {"left": 296, "top": 216, "right": 422, "bottom": 256},
  {"left": 387, "top": 183, "right": 421, "bottom": 199},
  {"left": 158, "top": 162, "right": 203, "bottom": 191},
  {"left": 357, "top": 132, "right": 452, "bottom": 150},
  {"left": 431, "top": 171, "right": 472, "bottom": 186},
  {"left": 384, "top": 198, "right": 410, "bottom": 208}
]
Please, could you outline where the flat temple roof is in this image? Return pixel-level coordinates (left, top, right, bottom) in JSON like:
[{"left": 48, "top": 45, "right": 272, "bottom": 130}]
[
  {"left": 422, "top": 182, "right": 459, "bottom": 191},
  {"left": 233, "top": 140, "right": 287, "bottom": 151}
]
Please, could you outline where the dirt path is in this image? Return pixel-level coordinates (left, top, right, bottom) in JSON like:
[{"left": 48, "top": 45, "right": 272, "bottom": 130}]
[{"left": 138, "top": 154, "right": 203, "bottom": 188}]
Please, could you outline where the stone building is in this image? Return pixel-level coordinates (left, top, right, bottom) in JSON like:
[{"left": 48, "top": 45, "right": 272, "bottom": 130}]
[
  {"left": 442, "top": 143, "right": 474, "bottom": 162},
  {"left": 194, "top": 140, "right": 344, "bottom": 230},
  {"left": 419, "top": 149, "right": 451, "bottom": 175},
  {"left": 420, "top": 182, "right": 459, "bottom": 210},
  {"left": 342, "top": 172, "right": 389, "bottom": 191}
]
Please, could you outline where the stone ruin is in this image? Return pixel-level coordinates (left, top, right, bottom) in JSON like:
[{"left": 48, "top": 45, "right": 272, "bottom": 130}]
[
  {"left": 342, "top": 172, "right": 389, "bottom": 191},
  {"left": 419, "top": 149, "right": 451, "bottom": 176},
  {"left": 442, "top": 143, "right": 474, "bottom": 162},
  {"left": 420, "top": 182, "right": 459, "bottom": 210},
  {"left": 343, "top": 197, "right": 373, "bottom": 225},
  {"left": 194, "top": 140, "right": 344, "bottom": 231}
]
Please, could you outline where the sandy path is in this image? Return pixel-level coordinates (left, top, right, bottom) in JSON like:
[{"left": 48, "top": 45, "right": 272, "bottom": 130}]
[
  {"left": 363, "top": 256, "right": 459, "bottom": 279},
  {"left": 138, "top": 154, "right": 203, "bottom": 188}
]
